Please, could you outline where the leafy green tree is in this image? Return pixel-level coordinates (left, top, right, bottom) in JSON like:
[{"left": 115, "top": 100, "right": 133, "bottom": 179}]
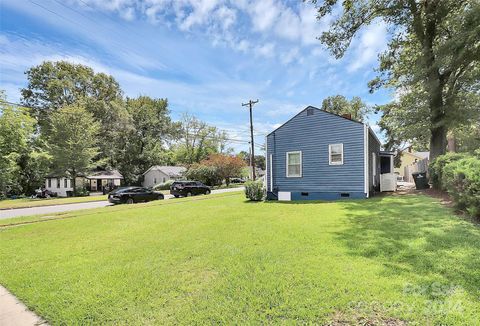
[
  {"left": 311, "top": 0, "right": 480, "bottom": 161},
  {"left": 321, "top": 95, "right": 371, "bottom": 122},
  {"left": 0, "top": 94, "right": 38, "bottom": 196},
  {"left": 21, "top": 61, "right": 122, "bottom": 129},
  {"left": 20, "top": 61, "right": 128, "bottom": 165},
  {"left": 49, "top": 102, "right": 100, "bottom": 194},
  {"left": 238, "top": 151, "right": 266, "bottom": 170},
  {"left": 173, "top": 113, "right": 227, "bottom": 165},
  {"left": 114, "top": 96, "right": 178, "bottom": 184}
]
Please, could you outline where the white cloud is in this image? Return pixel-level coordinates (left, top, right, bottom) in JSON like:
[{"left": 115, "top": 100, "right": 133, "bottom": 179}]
[
  {"left": 254, "top": 42, "right": 275, "bottom": 58},
  {"left": 248, "top": 0, "right": 280, "bottom": 32},
  {"left": 347, "top": 21, "right": 388, "bottom": 72},
  {"left": 280, "top": 47, "right": 300, "bottom": 65}
]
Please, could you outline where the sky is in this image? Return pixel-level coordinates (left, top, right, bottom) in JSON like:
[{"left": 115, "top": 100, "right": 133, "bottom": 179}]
[{"left": 0, "top": 0, "right": 392, "bottom": 152}]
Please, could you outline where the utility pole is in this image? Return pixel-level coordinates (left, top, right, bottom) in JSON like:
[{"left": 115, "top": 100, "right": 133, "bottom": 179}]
[{"left": 242, "top": 99, "right": 259, "bottom": 180}]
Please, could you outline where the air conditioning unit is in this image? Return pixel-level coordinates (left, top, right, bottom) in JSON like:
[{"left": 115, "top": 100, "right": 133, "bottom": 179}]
[{"left": 380, "top": 173, "right": 397, "bottom": 192}]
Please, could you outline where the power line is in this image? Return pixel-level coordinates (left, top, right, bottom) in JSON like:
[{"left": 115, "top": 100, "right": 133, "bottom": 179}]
[{"left": 1, "top": 100, "right": 265, "bottom": 149}]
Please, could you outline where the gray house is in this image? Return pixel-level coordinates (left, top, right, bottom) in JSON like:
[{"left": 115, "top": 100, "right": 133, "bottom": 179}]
[
  {"left": 142, "top": 166, "right": 186, "bottom": 188},
  {"left": 265, "top": 106, "right": 394, "bottom": 201}
]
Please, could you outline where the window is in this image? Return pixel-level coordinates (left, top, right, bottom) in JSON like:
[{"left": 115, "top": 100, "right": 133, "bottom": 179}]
[
  {"left": 307, "top": 108, "right": 314, "bottom": 116},
  {"left": 64, "top": 178, "right": 68, "bottom": 188},
  {"left": 286, "top": 151, "right": 302, "bottom": 177},
  {"left": 153, "top": 178, "right": 157, "bottom": 184},
  {"left": 56, "top": 178, "right": 61, "bottom": 188},
  {"left": 162, "top": 177, "right": 166, "bottom": 183},
  {"left": 48, "top": 178, "right": 51, "bottom": 188},
  {"left": 329, "top": 144, "right": 344, "bottom": 165}
]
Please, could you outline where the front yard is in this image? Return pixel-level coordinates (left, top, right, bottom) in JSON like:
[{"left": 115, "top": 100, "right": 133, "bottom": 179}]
[{"left": 0, "top": 193, "right": 479, "bottom": 324}]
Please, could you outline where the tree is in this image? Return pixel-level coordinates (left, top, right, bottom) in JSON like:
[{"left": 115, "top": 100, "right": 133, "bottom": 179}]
[
  {"left": 311, "top": 0, "right": 480, "bottom": 161},
  {"left": 185, "top": 164, "right": 222, "bottom": 186},
  {"left": 321, "top": 95, "right": 371, "bottom": 122},
  {"left": 20, "top": 61, "right": 128, "bottom": 166},
  {"left": 201, "top": 154, "right": 246, "bottom": 185},
  {"left": 49, "top": 102, "right": 100, "bottom": 194},
  {"left": 173, "top": 113, "right": 227, "bottom": 165},
  {"left": 21, "top": 61, "right": 123, "bottom": 129},
  {"left": 0, "top": 93, "right": 38, "bottom": 196},
  {"left": 238, "top": 151, "right": 266, "bottom": 170},
  {"left": 114, "top": 96, "right": 178, "bottom": 184}
]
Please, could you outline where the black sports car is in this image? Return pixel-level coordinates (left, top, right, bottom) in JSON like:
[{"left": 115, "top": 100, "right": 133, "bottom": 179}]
[{"left": 108, "top": 187, "right": 164, "bottom": 204}]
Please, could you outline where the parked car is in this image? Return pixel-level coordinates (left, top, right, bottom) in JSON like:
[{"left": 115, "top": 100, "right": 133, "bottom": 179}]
[
  {"left": 108, "top": 186, "right": 164, "bottom": 204},
  {"left": 230, "top": 177, "right": 245, "bottom": 184},
  {"left": 170, "top": 181, "right": 211, "bottom": 198}
]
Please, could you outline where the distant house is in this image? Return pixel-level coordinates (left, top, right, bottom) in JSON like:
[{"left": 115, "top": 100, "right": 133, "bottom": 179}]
[
  {"left": 265, "top": 106, "right": 396, "bottom": 201},
  {"left": 44, "top": 170, "right": 123, "bottom": 197},
  {"left": 142, "top": 166, "right": 186, "bottom": 188},
  {"left": 395, "top": 147, "right": 430, "bottom": 181}
]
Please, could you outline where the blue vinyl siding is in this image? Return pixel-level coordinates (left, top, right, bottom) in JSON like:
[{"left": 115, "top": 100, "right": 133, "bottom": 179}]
[{"left": 266, "top": 107, "right": 367, "bottom": 197}]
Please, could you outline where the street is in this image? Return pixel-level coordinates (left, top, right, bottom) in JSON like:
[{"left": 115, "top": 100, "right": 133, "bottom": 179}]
[{"left": 0, "top": 187, "right": 244, "bottom": 220}]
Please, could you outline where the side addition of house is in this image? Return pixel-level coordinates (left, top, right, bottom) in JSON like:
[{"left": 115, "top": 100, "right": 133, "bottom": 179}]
[{"left": 265, "top": 106, "right": 395, "bottom": 201}]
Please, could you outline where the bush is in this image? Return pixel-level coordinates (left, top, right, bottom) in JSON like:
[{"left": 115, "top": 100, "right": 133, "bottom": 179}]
[
  {"left": 244, "top": 180, "right": 264, "bottom": 201},
  {"left": 153, "top": 180, "right": 174, "bottom": 190},
  {"left": 429, "top": 153, "right": 468, "bottom": 190},
  {"left": 432, "top": 154, "right": 480, "bottom": 218},
  {"left": 185, "top": 164, "right": 222, "bottom": 186}
]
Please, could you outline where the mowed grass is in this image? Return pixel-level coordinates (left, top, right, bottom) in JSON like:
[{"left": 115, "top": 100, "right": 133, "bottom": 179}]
[
  {"left": 1, "top": 193, "right": 479, "bottom": 324},
  {"left": 0, "top": 195, "right": 107, "bottom": 210}
]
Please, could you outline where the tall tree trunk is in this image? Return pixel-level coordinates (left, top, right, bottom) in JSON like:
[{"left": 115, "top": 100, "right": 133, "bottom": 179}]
[{"left": 426, "top": 59, "right": 447, "bottom": 163}]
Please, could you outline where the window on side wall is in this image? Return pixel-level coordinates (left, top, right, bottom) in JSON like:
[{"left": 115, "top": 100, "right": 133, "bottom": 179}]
[
  {"left": 286, "top": 151, "right": 302, "bottom": 177},
  {"left": 329, "top": 144, "right": 344, "bottom": 165},
  {"left": 48, "top": 178, "right": 52, "bottom": 188},
  {"left": 64, "top": 178, "right": 68, "bottom": 188},
  {"left": 57, "top": 178, "right": 61, "bottom": 188}
]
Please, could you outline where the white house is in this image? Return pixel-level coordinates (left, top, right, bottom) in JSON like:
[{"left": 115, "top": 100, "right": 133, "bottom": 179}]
[
  {"left": 142, "top": 166, "right": 186, "bottom": 188},
  {"left": 44, "top": 170, "right": 123, "bottom": 197}
]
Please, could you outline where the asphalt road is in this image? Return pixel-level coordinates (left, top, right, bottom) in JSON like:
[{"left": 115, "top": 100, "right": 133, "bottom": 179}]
[{"left": 0, "top": 187, "right": 244, "bottom": 220}]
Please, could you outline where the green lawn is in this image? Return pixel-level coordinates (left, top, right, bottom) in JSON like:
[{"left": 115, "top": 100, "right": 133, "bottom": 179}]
[
  {"left": 0, "top": 195, "right": 107, "bottom": 209},
  {"left": 1, "top": 193, "right": 479, "bottom": 324}
]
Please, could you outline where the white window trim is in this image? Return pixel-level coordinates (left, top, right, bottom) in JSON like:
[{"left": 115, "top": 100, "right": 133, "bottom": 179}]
[
  {"left": 329, "top": 143, "right": 344, "bottom": 165},
  {"left": 286, "top": 151, "right": 302, "bottom": 178}
]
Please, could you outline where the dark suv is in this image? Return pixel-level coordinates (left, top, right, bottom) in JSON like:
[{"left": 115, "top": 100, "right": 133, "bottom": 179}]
[{"left": 170, "top": 181, "right": 211, "bottom": 198}]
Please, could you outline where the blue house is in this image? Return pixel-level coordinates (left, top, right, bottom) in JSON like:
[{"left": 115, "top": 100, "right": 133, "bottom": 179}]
[{"left": 265, "top": 106, "right": 395, "bottom": 201}]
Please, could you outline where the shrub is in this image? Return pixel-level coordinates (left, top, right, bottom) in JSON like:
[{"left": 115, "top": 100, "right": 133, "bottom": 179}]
[
  {"left": 429, "top": 153, "right": 468, "bottom": 190},
  {"left": 153, "top": 180, "right": 174, "bottom": 190},
  {"left": 185, "top": 164, "right": 222, "bottom": 186},
  {"left": 244, "top": 180, "right": 264, "bottom": 201},
  {"left": 434, "top": 154, "right": 480, "bottom": 218}
]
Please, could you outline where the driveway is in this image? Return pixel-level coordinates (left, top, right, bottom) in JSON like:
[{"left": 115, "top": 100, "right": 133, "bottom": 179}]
[{"left": 0, "top": 187, "right": 244, "bottom": 220}]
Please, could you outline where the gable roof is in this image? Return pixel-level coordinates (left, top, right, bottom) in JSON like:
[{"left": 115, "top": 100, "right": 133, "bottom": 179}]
[
  {"left": 143, "top": 165, "right": 187, "bottom": 177},
  {"left": 266, "top": 106, "right": 381, "bottom": 147},
  {"left": 86, "top": 170, "right": 123, "bottom": 179},
  {"left": 267, "top": 106, "right": 364, "bottom": 137}
]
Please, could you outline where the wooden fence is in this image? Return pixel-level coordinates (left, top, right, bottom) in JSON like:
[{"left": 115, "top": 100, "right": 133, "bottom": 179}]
[{"left": 403, "top": 158, "right": 429, "bottom": 183}]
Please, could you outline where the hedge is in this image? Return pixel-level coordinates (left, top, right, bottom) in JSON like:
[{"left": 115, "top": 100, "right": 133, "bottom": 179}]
[{"left": 430, "top": 154, "right": 480, "bottom": 218}]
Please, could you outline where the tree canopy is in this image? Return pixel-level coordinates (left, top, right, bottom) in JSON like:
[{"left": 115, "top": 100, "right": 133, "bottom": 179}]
[
  {"left": 49, "top": 102, "right": 100, "bottom": 192},
  {"left": 311, "top": 0, "right": 480, "bottom": 161},
  {"left": 321, "top": 95, "right": 371, "bottom": 122}
]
